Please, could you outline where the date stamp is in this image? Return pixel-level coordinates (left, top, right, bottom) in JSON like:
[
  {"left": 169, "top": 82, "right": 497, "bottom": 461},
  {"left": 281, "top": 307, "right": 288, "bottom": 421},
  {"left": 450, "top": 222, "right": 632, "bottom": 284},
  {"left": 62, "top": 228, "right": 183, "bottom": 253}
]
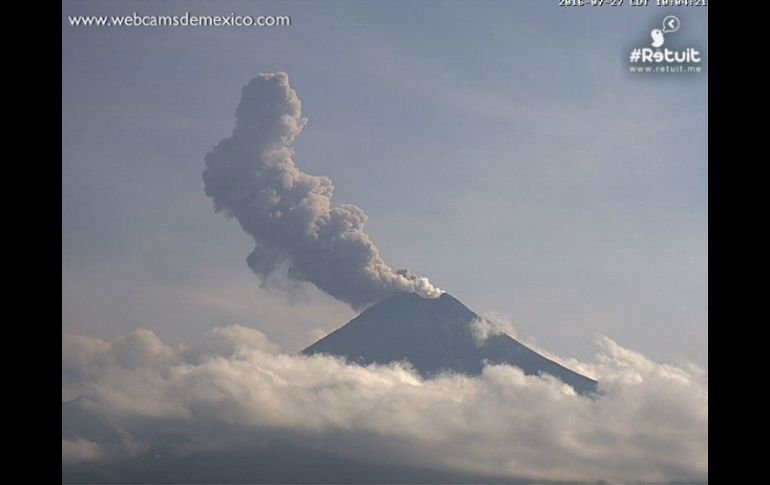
[{"left": 558, "top": 0, "right": 707, "bottom": 6}]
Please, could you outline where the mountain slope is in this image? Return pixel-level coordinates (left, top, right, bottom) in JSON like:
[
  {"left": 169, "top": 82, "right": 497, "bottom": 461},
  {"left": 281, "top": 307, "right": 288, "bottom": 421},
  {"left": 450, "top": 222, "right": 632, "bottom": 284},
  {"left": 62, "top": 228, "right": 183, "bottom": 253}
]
[{"left": 303, "top": 292, "right": 598, "bottom": 395}]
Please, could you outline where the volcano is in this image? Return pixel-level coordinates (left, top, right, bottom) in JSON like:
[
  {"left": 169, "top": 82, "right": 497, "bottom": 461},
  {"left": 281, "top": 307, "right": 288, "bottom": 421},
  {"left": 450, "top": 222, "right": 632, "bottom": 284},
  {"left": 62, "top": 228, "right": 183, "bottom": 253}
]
[{"left": 303, "top": 292, "right": 598, "bottom": 395}]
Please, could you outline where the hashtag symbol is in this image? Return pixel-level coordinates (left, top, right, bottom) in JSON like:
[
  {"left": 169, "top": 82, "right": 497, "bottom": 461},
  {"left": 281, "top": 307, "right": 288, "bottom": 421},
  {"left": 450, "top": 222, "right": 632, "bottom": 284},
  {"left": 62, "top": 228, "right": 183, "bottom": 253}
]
[{"left": 629, "top": 49, "right": 641, "bottom": 63}]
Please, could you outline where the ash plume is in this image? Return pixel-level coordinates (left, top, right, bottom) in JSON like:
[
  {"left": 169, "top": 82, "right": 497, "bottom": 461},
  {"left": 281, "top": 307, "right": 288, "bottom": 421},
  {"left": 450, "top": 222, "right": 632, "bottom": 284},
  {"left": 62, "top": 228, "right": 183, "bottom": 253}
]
[{"left": 203, "top": 72, "right": 442, "bottom": 308}]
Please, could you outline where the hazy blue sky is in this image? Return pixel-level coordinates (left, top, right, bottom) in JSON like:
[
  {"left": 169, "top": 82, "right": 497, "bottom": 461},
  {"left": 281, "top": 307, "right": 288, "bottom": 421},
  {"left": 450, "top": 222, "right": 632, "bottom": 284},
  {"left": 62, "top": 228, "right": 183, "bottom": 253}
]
[{"left": 62, "top": 0, "right": 707, "bottom": 367}]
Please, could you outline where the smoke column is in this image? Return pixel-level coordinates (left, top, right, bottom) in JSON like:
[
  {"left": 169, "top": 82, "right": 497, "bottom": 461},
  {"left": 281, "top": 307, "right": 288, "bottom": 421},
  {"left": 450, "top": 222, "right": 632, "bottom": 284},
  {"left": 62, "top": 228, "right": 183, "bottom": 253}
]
[{"left": 203, "top": 72, "right": 442, "bottom": 309}]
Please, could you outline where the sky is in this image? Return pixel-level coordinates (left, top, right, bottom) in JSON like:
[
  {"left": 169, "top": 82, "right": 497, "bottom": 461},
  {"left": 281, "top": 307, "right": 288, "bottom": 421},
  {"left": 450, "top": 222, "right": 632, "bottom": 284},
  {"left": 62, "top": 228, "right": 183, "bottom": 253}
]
[{"left": 62, "top": 0, "right": 707, "bottom": 369}]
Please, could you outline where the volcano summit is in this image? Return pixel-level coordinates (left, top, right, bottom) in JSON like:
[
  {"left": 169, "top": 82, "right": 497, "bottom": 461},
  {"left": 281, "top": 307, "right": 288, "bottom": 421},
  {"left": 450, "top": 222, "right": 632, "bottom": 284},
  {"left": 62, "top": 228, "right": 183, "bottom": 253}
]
[{"left": 304, "top": 292, "right": 598, "bottom": 395}]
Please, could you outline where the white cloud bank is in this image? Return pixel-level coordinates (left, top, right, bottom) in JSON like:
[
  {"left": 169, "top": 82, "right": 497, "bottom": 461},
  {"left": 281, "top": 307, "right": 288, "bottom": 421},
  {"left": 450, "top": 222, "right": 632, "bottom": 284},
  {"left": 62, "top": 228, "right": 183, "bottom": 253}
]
[{"left": 62, "top": 326, "right": 707, "bottom": 483}]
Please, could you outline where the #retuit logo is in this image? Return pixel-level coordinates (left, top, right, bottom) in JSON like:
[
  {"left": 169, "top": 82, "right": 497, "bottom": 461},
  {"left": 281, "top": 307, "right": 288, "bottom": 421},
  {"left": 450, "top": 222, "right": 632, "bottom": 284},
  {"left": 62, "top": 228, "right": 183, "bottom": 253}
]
[{"left": 628, "top": 15, "right": 704, "bottom": 74}]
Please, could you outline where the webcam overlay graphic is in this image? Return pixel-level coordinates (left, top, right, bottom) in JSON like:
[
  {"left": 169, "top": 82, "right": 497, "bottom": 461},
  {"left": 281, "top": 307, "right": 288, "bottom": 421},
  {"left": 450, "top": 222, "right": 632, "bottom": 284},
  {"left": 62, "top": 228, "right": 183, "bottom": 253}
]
[{"left": 628, "top": 15, "right": 704, "bottom": 73}]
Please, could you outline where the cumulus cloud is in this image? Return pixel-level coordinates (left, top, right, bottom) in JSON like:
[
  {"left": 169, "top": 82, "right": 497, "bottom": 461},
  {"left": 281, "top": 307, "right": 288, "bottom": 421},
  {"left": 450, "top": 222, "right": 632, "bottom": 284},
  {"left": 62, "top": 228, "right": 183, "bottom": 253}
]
[
  {"left": 202, "top": 72, "right": 442, "bottom": 309},
  {"left": 62, "top": 439, "right": 103, "bottom": 465},
  {"left": 62, "top": 326, "right": 707, "bottom": 483},
  {"left": 182, "top": 324, "right": 281, "bottom": 363},
  {"left": 470, "top": 313, "right": 519, "bottom": 346}
]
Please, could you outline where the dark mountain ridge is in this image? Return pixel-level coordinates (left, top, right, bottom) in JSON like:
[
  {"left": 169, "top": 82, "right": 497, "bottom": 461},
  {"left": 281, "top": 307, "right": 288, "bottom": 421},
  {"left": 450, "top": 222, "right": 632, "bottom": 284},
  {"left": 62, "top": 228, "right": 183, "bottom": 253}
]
[{"left": 303, "top": 292, "right": 598, "bottom": 395}]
